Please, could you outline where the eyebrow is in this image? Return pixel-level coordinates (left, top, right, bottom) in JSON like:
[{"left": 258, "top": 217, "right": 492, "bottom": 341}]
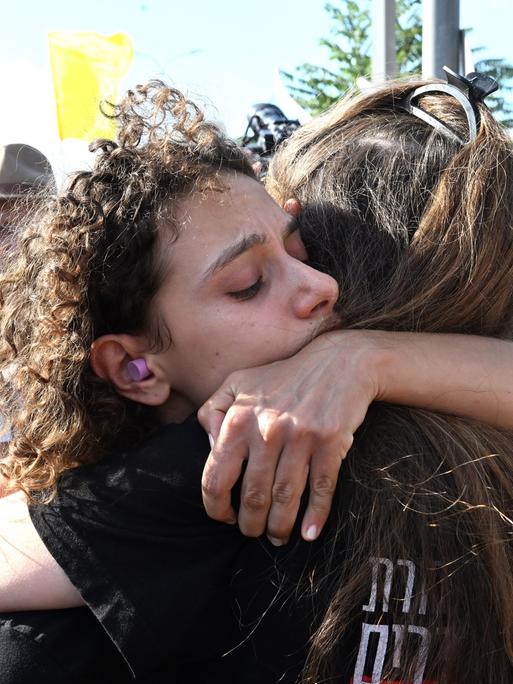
[{"left": 201, "top": 215, "right": 298, "bottom": 282}]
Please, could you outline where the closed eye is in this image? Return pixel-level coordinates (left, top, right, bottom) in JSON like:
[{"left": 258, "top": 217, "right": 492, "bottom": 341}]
[{"left": 228, "top": 276, "right": 263, "bottom": 301}]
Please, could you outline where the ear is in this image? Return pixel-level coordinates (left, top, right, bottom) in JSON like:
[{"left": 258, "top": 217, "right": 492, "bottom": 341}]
[
  {"left": 90, "top": 334, "right": 171, "bottom": 406},
  {"left": 283, "top": 198, "right": 301, "bottom": 218}
]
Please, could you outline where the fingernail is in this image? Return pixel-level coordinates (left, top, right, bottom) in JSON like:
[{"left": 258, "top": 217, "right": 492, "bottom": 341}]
[
  {"left": 267, "top": 536, "right": 285, "bottom": 547},
  {"left": 208, "top": 433, "right": 214, "bottom": 449},
  {"left": 304, "top": 524, "right": 318, "bottom": 541}
]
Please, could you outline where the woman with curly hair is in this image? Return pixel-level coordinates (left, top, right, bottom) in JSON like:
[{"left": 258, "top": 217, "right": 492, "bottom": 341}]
[{"left": 1, "top": 74, "right": 513, "bottom": 683}]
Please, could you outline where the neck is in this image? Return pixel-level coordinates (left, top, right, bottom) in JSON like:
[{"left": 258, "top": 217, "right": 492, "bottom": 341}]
[{"left": 157, "top": 391, "right": 196, "bottom": 424}]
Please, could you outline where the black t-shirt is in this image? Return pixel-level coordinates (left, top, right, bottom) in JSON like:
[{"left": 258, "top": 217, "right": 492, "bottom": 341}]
[
  {"left": 27, "top": 415, "right": 315, "bottom": 683},
  {"left": 24, "top": 411, "right": 437, "bottom": 683},
  {"left": 0, "top": 607, "right": 131, "bottom": 683}
]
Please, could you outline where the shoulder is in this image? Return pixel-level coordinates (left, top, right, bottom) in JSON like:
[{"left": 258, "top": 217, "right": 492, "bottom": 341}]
[
  {"left": 58, "top": 413, "right": 210, "bottom": 504},
  {"left": 29, "top": 413, "right": 214, "bottom": 544},
  {"left": 110, "top": 412, "right": 209, "bottom": 474}
]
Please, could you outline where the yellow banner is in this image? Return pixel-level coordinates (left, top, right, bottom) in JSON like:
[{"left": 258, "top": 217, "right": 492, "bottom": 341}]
[{"left": 48, "top": 31, "right": 133, "bottom": 141}]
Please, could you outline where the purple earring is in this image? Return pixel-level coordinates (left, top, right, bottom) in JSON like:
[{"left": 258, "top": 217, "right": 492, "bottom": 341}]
[{"left": 127, "top": 358, "right": 151, "bottom": 382}]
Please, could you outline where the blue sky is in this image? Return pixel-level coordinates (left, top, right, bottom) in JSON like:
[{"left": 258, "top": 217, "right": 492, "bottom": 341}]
[{"left": 1, "top": 0, "right": 511, "bottom": 182}]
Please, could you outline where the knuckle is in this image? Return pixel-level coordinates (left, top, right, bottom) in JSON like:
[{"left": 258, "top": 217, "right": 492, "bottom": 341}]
[
  {"left": 257, "top": 408, "right": 287, "bottom": 438},
  {"left": 206, "top": 509, "right": 229, "bottom": 523},
  {"left": 224, "top": 407, "right": 253, "bottom": 434},
  {"left": 242, "top": 488, "right": 269, "bottom": 513},
  {"left": 267, "top": 522, "right": 291, "bottom": 541},
  {"left": 286, "top": 413, "right": 314, "bottom": 438},
  {"left": 238, "top": 521, "right": 264, "bottom": 538},
  {"left": 260, "top": 418, "right": 282, "bottom": 444},
  {"left": 201, "top": 470, "right": 223, "bottom": 500},
  {"left": 268, "top": 507, "right": 299, "bottom": 540},
  {"left": 289, "top": 423, "right": 310, "bottom": 441},
  {"left": 319, "top": 429, "right": 353, "bottom": 457},
  {"left": 340, "top": 432, "right": 354, "bottom": 456},
  {"left": 197, "top": 404, "right": 209, "bottom": 425},
  {"left": 289, "top": 417, "right": 339, "bottom": 443},
  {"left": 271, "top": 481, "right": 295, "bottom": 507},
  {"left": 317, "top": 418, "right": 342, "bottom": 441},
  {"left": 311, "top": 475, "right": 336, "bottom": 498}
]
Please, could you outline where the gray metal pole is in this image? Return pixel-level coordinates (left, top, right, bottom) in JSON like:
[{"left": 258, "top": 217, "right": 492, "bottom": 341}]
[
  {"left": 422, "top": 0, "right": 460, "bottom": 78},
  {"left": 372, "top": 0, "right": 397, "bottom": 83}
]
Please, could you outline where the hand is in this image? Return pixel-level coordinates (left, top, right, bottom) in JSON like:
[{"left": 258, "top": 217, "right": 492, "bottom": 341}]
[{"left": 198, "top": 330, "right": 382, "bottom": 545}]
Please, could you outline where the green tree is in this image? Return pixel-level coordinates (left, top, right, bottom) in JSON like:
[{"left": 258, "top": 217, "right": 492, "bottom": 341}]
[
  {"left": 284, "top": 0, "right": 513, "bottom": 125},
  {"left": 473, "top": 53, "right": 513, "bottom": 125}
]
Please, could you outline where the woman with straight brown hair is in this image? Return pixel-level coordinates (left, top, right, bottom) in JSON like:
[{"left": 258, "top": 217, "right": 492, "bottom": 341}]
[{"left": 230, "top": 68, "right": 513, "bottom": 683}]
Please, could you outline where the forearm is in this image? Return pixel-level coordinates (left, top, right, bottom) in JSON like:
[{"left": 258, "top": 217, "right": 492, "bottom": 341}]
[{"left": 348, "top": 331, "right": 513, "bottom": 429}]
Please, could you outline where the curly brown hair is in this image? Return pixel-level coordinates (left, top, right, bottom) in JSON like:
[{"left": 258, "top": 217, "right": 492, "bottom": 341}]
[{"left": 0, "top": 81, "right": 254, "bottom": 500}]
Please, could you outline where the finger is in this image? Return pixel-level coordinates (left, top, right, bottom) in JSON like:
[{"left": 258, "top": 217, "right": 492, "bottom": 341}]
[
  {"left": 198, "top": 385, "right": 236, "bottom": 442},
  {"left": 207, "top": 411, "right": 225, "bottom": 447},
  {"left": 201, "top": 410, "right": 250, "bottom": 523},
  {"left": 283, "top": 198, "right": 301, "bottom": 217},
  {"left": 265, "top": 440, "right": 311, "bottom": 545},
  {"left": 300, "top": 444, "right": 344, "bottom": 542},
  {"left": 201, "top": 457, "right": 239, "bottom": 525},
  {"left": 237, "top": 438, "right": 282, "bottom": 540}
]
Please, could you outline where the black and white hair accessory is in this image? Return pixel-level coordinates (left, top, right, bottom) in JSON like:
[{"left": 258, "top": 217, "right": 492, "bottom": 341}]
[{"left": 398, "top": 66, "right": 499, "bottom": 144}]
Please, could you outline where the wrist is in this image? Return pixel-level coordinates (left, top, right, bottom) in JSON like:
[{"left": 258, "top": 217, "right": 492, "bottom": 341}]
[
  {"left": 362, "top": 333, "right": 398, "bottom": 403},
  {"left": 312, "top": 329, "right": 387, "bottom": 403},
  {"left": 355, "top": 331, "right": 435, "bottom": 406}
]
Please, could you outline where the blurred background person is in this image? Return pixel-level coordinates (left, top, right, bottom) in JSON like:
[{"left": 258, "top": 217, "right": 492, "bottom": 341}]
[{"left": 0, "top": 143, "right": 56, "bottom": 246}]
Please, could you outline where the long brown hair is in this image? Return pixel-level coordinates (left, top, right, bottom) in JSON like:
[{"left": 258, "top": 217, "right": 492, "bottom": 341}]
[
  {"left": 268, "top": 79, "right": 513, "bottom": 683},
  {"left": 0, "top": 81, "right": 254, "bottom": 500}
]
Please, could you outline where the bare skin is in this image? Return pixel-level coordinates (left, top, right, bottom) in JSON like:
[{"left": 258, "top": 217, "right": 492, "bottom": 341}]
[{"left": 200, "top": 331, "right": 513, "bottom": 544}]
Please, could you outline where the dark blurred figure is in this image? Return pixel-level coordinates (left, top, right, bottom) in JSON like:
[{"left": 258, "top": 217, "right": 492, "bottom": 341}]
[
  {"left": 0, "top": 144, "right": 56, "bottom": 245},
  {"left": 241, "top": 103, "right": 300, "bottom": 178}
]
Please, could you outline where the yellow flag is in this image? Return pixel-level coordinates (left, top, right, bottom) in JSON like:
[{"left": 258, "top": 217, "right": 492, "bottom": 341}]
[{"left": 48, "top": 31, "right": 133, "bottom": 141}]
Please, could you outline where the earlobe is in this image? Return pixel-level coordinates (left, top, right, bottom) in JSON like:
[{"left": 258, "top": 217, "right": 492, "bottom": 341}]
[
  {"left": 283, "top": 198, "right": 301, "bottom": 218},
  {"left": 90, "top": 335, "right": 170, "bottom": 406}
]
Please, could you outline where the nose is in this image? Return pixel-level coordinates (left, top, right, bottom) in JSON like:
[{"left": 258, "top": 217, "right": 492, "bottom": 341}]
[{"left": 292, "top": 261, "right": 339, "bottom": 320}]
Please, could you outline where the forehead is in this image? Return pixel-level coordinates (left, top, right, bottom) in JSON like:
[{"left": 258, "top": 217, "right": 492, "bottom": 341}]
[
  {"left": 161, "top": 173, "right": 286, "bottom": 262},
  {"left": 183, "top": 173, "right": 282, "bottom": 227}
]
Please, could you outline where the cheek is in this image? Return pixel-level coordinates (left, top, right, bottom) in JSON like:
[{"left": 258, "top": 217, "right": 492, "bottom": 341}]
[
  {"left": 214, "top": 324, "right": 283, "bottom": 369},
  {"left": 197, "top": 321, "right": 266, "bottom": 374},
  {"left": 174, "top": 313, "right": 243, "bottom": 369},
  {"left": 177, "top": 304, "right": 303, "bottom": 383}
]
